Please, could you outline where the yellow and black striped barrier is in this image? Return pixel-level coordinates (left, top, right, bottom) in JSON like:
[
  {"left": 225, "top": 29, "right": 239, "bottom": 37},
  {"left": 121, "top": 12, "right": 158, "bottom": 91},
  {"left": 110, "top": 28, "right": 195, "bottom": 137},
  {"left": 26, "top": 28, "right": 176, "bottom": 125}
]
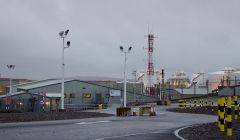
[
  {"left": 239, "top": 98, "right": 240, "bottom": 116},
  {"left": 227, "top": 96, "right": 232, "bottom": 137},
  {"left": 199, "top": 99, "right": 201, "bottom": 108},
  {"left": 194, "top": 99, "right": 197, "bottom": 109},
  {"left": 211, "top": 99, "right": 214, "bottom": 112},
  {"left": 189, "top": 99, "right": 192, "bottom": 110},
  {"left": 234, "top": 96, "right": 238, "bottom": 120},
  {"left": 200, "top": 99, "right": 203, "bottom": 108},
  {"left": 178, "top": 99, "right": 184, "bottom": 109},
  {"left": 184, "top": 99, "right": 187, "bottom": 109},
  {"left": 218, "top": 98, "right": 220, "bottom": 128},
  {"left": 205, "top": 99, "right": 208, "bottom": 110},
  {"left": 218, "top": 97, "right": 225, "bottom": 132}
]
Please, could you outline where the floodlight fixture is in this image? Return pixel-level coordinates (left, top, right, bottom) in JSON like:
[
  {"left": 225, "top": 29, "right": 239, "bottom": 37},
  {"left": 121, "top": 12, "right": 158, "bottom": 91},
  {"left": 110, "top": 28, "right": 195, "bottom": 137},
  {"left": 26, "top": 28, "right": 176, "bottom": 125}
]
[
  {"left": 120, "top": 46, "right": 123, "bottom": 52},
  {"left": 59, "top": 31, "right": 64, "bottom": 37},
  {"left": 65, "top": 29, "right": 69, "bottom": 36},
  {"left": 67, "top": 41, "right": 70, "bottom": 47},
  {"left": 7, "top": 65, "right": 15, "bottom": 69},
  {"left": 128, "top": 46, "right": 132, "bottom": 52}
]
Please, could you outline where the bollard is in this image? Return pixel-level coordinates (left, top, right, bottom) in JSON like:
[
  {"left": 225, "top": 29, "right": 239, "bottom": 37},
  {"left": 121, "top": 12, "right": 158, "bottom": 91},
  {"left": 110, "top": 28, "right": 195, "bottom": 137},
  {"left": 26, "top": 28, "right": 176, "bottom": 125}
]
[
  {"left": 178, "top": 99, "right": 184, "bottom": 109},
  {"left": 189, "top": 99, "right": 192, "bottom": 110},
  {"left": 211, "top": 99, "right": 214, "bottom": 112},
  {"left": 98, "top": 104, "right": 103, "bottom": 112},
  {"left": 194, "top": 99, "right": 197, "bottom": 109},
  {"left": 205, "top": 99, "right": 208, "bottom": 110},
  {"left": 199, "top": 99, "right": 202, "bottom": 108},
  {"left": 219, "top": 97, "right": 225, "bottom": 132},
  {"left": 218, "top": 98, "right": 220, "bottom": 128},
  {"left": 227, "top": 96, "right": 232, "bottom": 137},
  {"left": 184, "top": 99, "right": 187, "bottom": 109},
  {"left": 239, "top": 97, "right": 240, "bottom": 116},
  {"left": 200, "top": 99, "right": 203, "bottom": 108},
  {"left": 234, "top": 96, "right": 238, "bottom": 120}
]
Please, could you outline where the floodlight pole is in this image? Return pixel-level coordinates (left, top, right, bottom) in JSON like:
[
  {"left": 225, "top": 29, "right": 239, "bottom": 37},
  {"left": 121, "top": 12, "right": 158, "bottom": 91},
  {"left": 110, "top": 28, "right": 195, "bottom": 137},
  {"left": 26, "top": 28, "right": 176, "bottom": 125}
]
[
  {"left": 59, "top": 30, "right": 70, "bottom": 110},
  {"left": 61, "top": 37, "right": 65, "bottom": 110},
  {"left": 193, "top": 81, "right": 197, "bottom": 97},
  {"left": 132, "top": 70, "right": 137, "bottom": 103},
  {"left": 7, "top": 65, "right": 15, "bottom": 96},
  {"left": 123, "top": 52, "right": 127, "bottom": 107},
  {"left": 6, "top": 65, "right": 15, "bottom": 110},
  {"left": 120, "top": 46, "right": 132, "bottom": 107}
]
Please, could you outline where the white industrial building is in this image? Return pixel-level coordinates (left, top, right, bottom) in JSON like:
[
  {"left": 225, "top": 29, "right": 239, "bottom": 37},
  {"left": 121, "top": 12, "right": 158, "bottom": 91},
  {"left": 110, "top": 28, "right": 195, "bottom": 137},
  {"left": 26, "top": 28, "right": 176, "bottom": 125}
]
[{"left": 208, "top": 67, "right": 240, "bottom": 91}]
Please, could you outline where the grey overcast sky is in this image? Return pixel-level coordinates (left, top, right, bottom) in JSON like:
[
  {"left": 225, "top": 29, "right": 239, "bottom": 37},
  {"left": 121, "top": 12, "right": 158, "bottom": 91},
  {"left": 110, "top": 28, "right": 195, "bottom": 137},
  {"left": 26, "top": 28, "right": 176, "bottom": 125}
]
[{"left": 0, "top": 0, "right": 240, "bottom": 80}]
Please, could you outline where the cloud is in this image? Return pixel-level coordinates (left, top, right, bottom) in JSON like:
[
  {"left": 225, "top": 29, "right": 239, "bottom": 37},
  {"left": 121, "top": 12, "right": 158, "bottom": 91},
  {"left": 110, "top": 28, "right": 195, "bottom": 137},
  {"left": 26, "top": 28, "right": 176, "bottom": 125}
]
[{"left": 0, "top": 0, "right": 240, "bottom": 80}]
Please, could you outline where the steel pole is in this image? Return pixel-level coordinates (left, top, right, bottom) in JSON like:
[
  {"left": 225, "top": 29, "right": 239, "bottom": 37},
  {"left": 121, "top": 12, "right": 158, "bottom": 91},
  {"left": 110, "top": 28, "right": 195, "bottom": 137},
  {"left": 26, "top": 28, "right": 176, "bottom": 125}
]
[
  {"left": 123, "top": 52, "right": 127, "bottom": 107},
  {"left": 61, "top": 37, "right": 65, "bottom": 110},
  {"left": 10, "top": 78, "right": 12, "bottom": 95}
]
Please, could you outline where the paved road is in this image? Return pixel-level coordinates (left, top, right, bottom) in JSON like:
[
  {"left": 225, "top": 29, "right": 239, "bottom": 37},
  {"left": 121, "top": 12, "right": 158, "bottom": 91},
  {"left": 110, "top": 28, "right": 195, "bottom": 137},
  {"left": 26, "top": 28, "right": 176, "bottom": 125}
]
[{"left": 0, "top": 104, "right": 216, "bottom": 140}]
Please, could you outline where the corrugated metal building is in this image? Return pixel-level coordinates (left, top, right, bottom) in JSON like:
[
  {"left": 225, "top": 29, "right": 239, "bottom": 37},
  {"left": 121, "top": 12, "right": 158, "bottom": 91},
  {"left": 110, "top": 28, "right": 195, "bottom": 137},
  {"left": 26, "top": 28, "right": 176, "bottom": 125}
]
[{"left": 1, "top": 79, "right": 158, "bottom": 112}]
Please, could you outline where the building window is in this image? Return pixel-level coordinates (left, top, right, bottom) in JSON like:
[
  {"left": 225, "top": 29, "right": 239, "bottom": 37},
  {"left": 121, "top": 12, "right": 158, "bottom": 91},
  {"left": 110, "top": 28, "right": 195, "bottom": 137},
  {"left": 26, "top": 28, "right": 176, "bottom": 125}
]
[
  {"left": 82, "top": 93, "right": 91, "bottom": 98},
  {"left": 69, "top": 93, "right": 75, "bottom": 98}
]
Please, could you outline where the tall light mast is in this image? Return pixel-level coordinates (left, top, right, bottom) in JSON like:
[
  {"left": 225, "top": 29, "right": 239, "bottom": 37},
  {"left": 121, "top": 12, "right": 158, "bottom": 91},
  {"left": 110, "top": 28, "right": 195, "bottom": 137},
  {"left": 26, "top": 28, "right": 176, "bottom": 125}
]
[{"left": 146, "top": 34, "right": 156, "bottom": 96}]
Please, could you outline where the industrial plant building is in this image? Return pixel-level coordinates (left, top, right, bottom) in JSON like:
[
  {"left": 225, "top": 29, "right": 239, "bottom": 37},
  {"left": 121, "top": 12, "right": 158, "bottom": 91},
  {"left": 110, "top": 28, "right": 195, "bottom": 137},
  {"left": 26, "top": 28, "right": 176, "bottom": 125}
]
[{"left": 0, "top": 78, "right": 159, "bottom": 112}]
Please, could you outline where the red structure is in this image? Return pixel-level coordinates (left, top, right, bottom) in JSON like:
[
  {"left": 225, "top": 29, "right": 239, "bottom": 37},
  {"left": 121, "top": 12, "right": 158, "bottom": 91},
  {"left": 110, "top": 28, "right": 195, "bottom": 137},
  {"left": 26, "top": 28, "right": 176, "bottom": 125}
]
[{"left": 146, "top": 34, "right": 155, "bottom": 96}]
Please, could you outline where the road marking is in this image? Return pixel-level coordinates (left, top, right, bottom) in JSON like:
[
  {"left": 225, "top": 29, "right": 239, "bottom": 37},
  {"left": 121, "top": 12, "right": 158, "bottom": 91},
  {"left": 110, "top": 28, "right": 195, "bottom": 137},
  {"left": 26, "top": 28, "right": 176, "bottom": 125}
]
[
  {"left": 93, "top": 132, "right": 147, "bottom": 140},
  {"left": 156, "top": 112, "right": 166, "bottom": 115},
  {"left": 93, "top": 130, "right": 167, "bottom": 140},
  {"left": 75, "top": 120, "right": 112, "bottom": 125},
  {"left": 174, "top": 125, "right": 193, "bottom": 140}
]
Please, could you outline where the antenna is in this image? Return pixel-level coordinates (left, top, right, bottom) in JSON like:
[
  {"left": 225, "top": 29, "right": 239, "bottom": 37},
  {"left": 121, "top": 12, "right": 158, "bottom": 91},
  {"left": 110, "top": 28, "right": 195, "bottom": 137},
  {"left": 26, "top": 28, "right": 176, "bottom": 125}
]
[{"left": 145, "top": 33, "right": 157, "bottom": 96}]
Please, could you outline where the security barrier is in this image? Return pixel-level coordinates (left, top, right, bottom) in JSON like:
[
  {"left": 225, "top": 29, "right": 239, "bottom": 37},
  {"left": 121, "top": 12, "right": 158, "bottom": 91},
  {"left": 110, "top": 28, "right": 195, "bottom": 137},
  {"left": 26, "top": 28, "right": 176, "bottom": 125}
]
[
  {"left": 205, "top": 99, "right": 208, "bottom": 110},
  {"left": 139, "top": 106, "right": 151, "bottom": 116},
  {"left": 239, "top": 101, "right": 240, "bottom": 116},
  {"left": 226, "top": 96, "right": 232, "bottom": 137},
  {"left": 184, "top": 99, "right": 187, "bottom": 109},
  {"left": 178, "top": 99, "right": 184, "bottom": 109},
  {"left": 177, "top": 98, "right": 216, "bottom": 110},
  {"left": 98, "top": 104, "right": 103, "bottom": 111},
  {"left": 217, "top": 96, "right": 240, "bottom": 137},
  {"left": 116, "top": 107, "right": 131, "bottom": 116},
  {"left": 194, "top": 99, "right": 197, "bottom": 109},
  {"left": 199, "top": 99, "right": 203, "bottom": 108},
  {"left": 218, "top": 97, "right": 225, "bottom": 132},
  {"left": 234, "top": 96, "right": 238, "bottom": 120},
  {"left": 211, "top": 99, "right": 214, "bottom": 112},
  {"left": 189, "top": 99, "right": 192, "bottom": 110},
  {"left": 177, "top": 96, "right": 240, "bottom": 138},
  {"left": 218, "top": 98, "right": 220, "bottom": 128}
]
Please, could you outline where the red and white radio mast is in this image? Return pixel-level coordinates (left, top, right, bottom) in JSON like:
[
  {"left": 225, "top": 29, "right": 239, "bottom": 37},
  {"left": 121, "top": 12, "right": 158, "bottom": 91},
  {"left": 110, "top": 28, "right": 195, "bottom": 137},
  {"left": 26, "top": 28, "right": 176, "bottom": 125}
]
[{"left": 146, "top": 33, "right": 156, "bottom": 96}]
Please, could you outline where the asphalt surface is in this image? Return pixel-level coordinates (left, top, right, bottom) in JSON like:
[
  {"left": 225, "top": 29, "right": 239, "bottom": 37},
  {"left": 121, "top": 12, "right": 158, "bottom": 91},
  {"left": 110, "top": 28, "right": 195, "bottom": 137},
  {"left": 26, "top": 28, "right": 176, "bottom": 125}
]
[{"left": 0, "top": 104, "right": 216, "bottom": 140}]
